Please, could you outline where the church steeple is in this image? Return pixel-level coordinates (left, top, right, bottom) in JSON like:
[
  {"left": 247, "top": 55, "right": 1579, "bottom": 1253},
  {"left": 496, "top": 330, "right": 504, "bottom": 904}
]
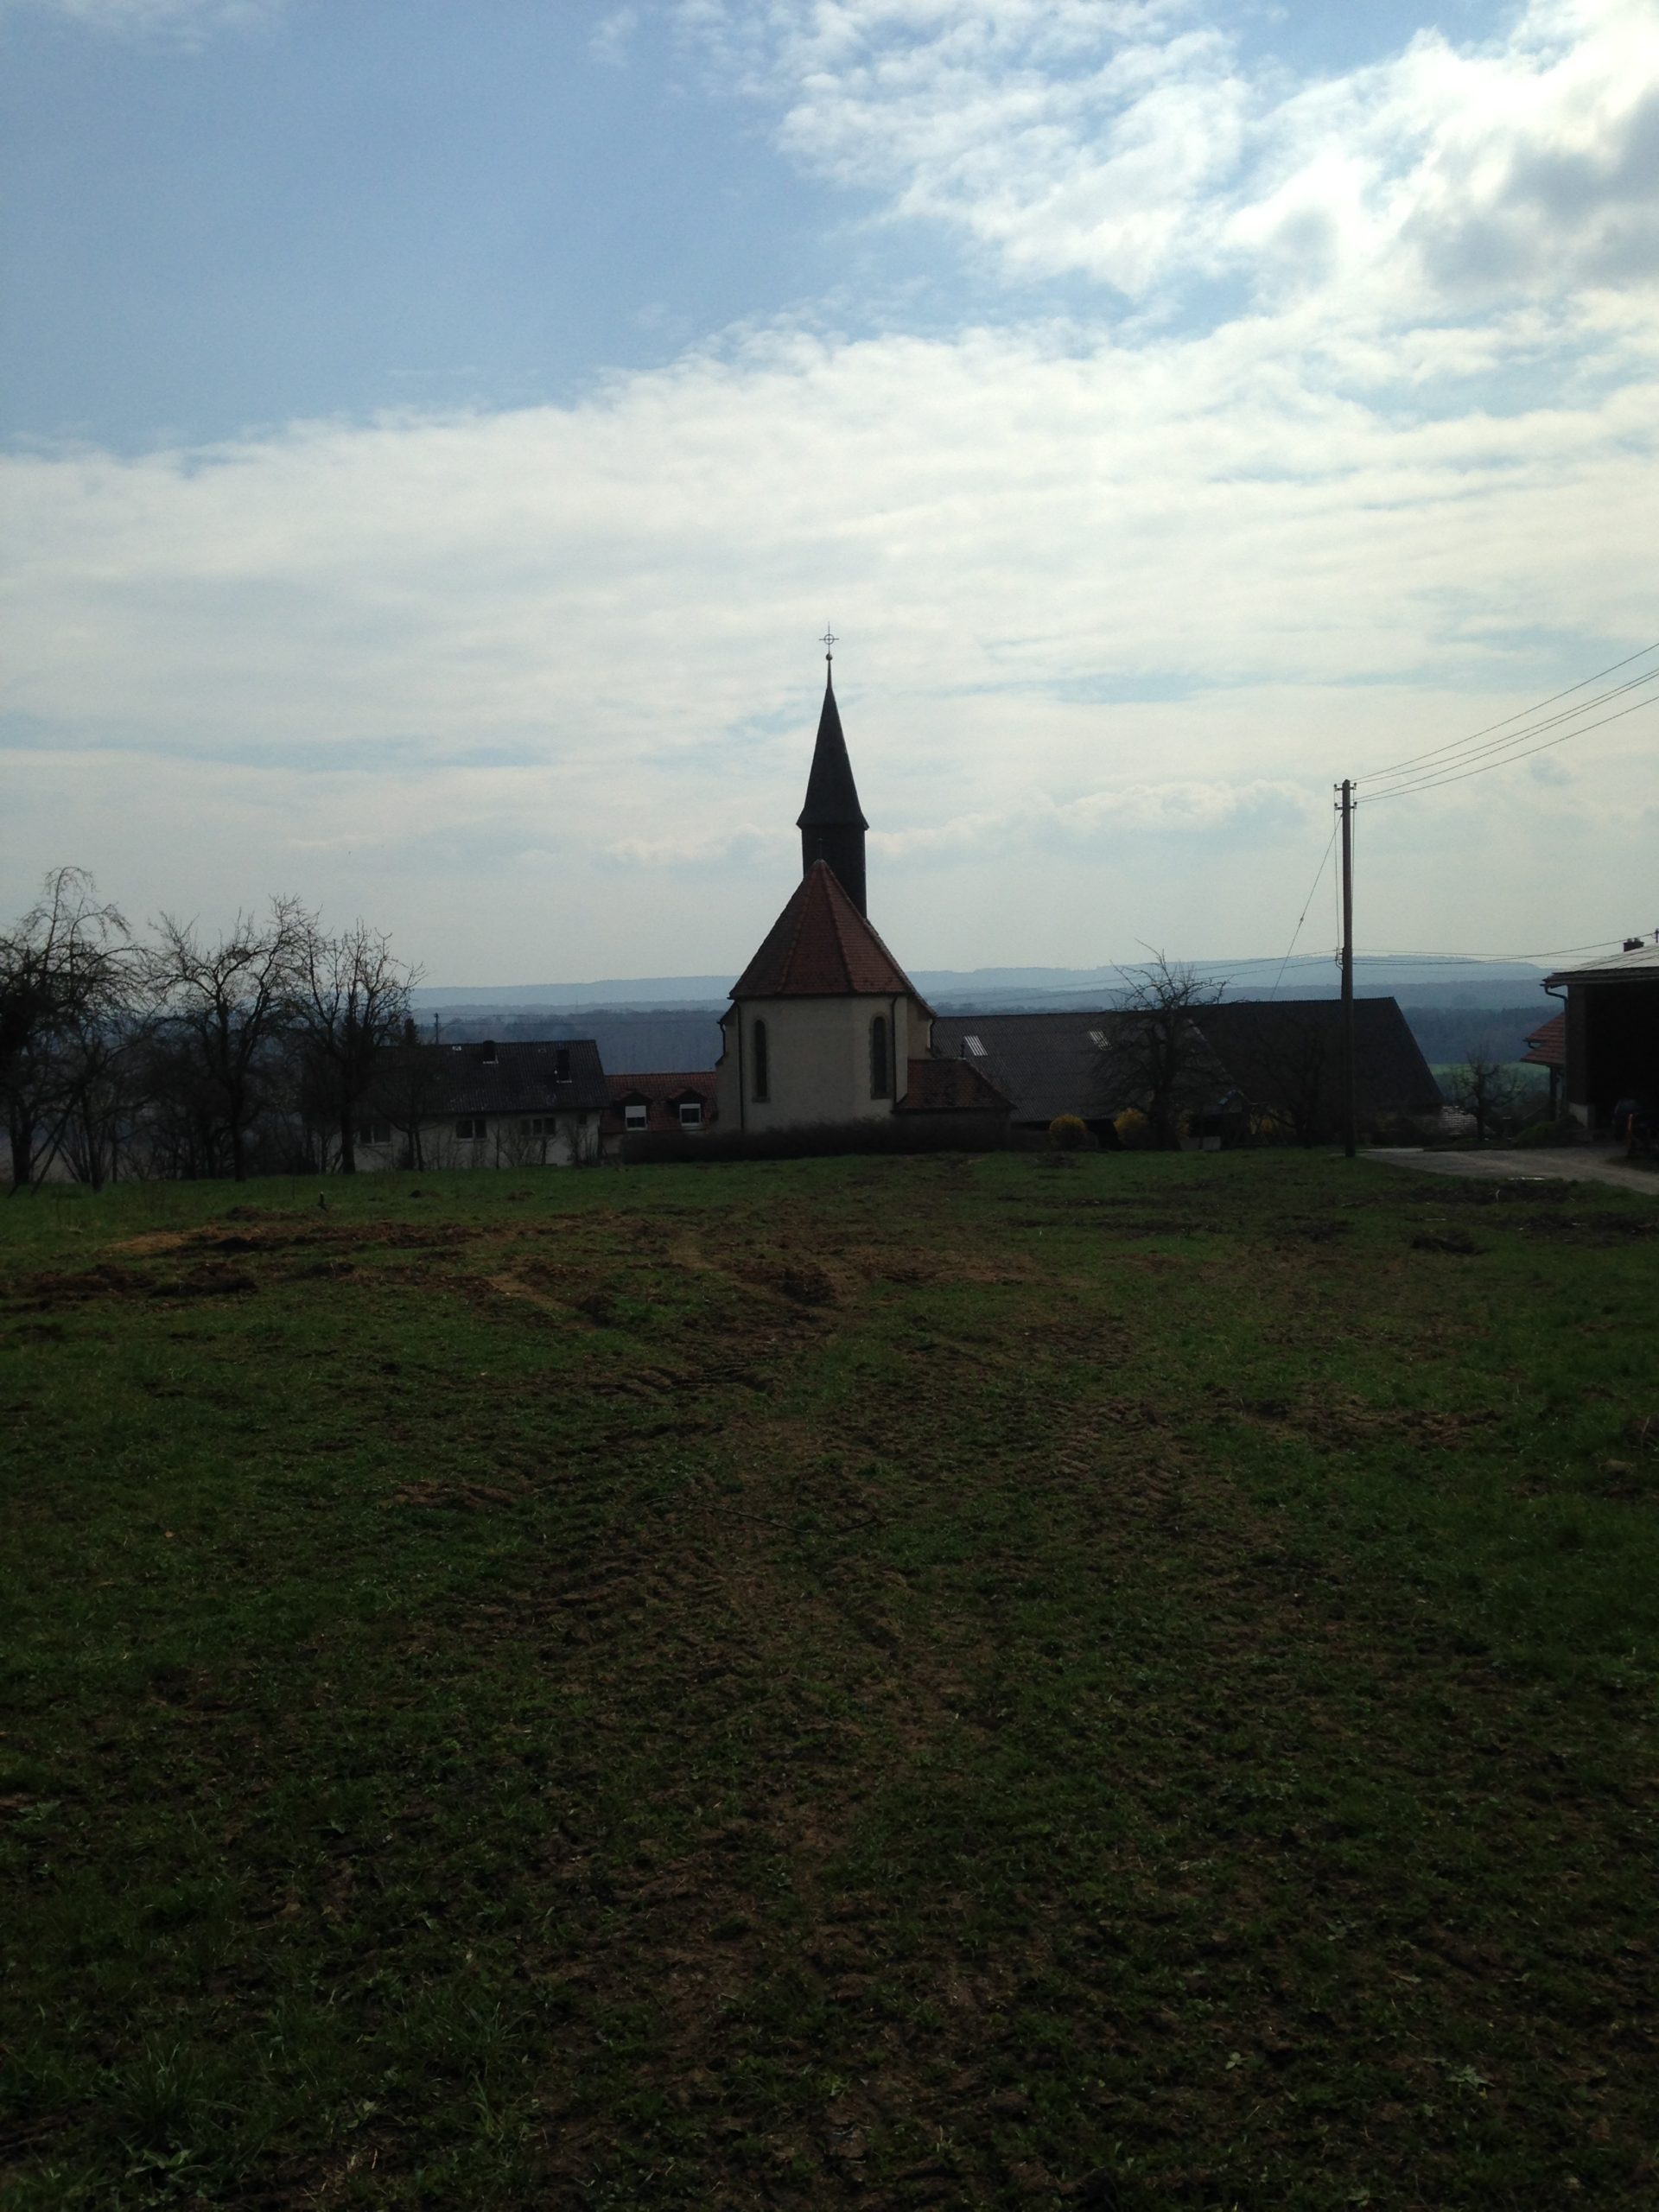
[{"left": 796, "top": 639, "right": 868, "bottom": 916}]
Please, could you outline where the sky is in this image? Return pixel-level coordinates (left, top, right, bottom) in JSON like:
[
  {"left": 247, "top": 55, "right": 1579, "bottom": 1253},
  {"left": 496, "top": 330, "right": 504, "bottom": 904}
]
[{"left": 3, "top": 0, "right": 1656, "bottom": 987}]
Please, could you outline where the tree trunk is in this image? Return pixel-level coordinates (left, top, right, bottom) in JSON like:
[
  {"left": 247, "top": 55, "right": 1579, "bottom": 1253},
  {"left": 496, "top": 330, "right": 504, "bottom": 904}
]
[
  {"left": 339, "top": 1108, "right": 357, "bottom": 1175},
  {"left": 7, "top": 1115, "right": 35, "bottom": 1194}
]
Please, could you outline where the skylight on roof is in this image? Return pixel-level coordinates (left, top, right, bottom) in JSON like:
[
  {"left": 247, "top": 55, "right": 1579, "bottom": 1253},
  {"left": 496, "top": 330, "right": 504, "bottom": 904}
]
[
  {"left": 963, "top": 1035, "right": 986, "bottom": 1057},
  {"left": 1087, "top": 1029, "right": 1106, "bottom": 1046}
]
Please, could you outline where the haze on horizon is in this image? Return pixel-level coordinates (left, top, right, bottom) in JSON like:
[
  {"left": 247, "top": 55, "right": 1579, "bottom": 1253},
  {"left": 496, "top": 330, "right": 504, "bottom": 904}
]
[{"left": 3, "top": 0, "right": 1656, "bottom": 988}]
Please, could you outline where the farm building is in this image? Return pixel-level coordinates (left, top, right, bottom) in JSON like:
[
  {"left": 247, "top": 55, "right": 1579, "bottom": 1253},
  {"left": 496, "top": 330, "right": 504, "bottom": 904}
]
[
  {"left": 1522, "top": 1009, "right": 1567, "bottom": 1118},
  {"left": 1542, "top": 941, "right": 1659, "bottom": 1129},
  {"left": 931, "top": 999, "right": 1440, "bottom": 1144},
  {"left": 603, "top": 1071, "right": 717, "bottom": 1147}
]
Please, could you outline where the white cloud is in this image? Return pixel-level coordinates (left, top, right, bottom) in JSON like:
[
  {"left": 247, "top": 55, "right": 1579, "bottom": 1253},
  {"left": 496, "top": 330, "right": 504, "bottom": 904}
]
[
  {"left": 590, "top": 5, "right": 639, "bottom": 67},
  {"left": 6, "top": 0, "right": 1659, "bottom": 978},
  {"left": 6, "top": 290, "right": 1656, "bottom": 973},
  {"left": 13, "top": 0, "right": 280, "bottom": 35},
  {"left": 683, "top": 0, "right": 1659, "bottom": 315}
]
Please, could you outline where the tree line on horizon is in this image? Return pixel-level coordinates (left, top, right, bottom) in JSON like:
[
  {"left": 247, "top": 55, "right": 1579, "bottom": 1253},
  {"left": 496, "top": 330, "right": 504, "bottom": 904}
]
[{"left": 0, "top": 869, "right": 422, "bottom": 1192}]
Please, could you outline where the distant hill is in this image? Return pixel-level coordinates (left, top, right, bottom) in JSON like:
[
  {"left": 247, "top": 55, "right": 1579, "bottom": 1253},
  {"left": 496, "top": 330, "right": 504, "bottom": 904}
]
[{"left": 413, "top": 954, "right": 1555, "bottom": 1020}]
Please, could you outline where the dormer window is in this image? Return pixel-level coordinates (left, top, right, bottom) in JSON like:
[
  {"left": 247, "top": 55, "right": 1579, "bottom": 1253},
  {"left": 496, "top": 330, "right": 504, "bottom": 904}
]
[
  {"left": 623, "top": 1102, "right": 648, "bottom": 1131},
  {"left": 678, "top": 1100, "right": 703, "bottom": 1128}
]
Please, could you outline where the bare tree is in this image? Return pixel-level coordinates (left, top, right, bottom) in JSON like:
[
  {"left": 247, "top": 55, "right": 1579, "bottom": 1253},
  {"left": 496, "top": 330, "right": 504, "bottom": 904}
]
[
  {"left": 1447, "top": 1044, "right": 1516, "bottom": 1143},
  {"left": 291, "top": 919, "right": 417, "bottom": 1173},
  {"left": 1236, "top": 1007, "right": 1332, "bottom": 1147},
  {"left": 1105, "top": 954, "right": 1225, "bottom": 1149},
  {"left": 147, "top": 898, "right": 309, "bottom": 1182},
  {"left": 1, "top": 869, "right": 137, "bottom": 1192},
  {"left": 369, "top": 1021, "right": 450, "bottom": 1171}
]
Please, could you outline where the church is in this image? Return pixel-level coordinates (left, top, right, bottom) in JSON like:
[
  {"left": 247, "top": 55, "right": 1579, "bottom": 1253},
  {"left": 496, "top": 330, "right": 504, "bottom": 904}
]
[{"left": 713, "top": 650, "right": 1007, "bottom": 1141}]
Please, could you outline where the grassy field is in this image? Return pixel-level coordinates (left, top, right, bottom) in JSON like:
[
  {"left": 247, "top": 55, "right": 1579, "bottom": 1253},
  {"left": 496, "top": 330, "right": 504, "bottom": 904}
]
[{"left": 3, "top": 1150, "right": 1658, "bottom": 2209}]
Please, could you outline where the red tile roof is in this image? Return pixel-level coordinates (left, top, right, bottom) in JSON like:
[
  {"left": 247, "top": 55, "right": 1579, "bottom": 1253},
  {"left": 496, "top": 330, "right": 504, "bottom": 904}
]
[
  {"left": 731, "top": 861, "right": 923, "bottom": 1001},
  {"left": 899, "top": 1057, "right": 1010, "bottom": 1114},
  {"left": 1522, "top": 1011, "right": 1566, "bottom": 1069}
]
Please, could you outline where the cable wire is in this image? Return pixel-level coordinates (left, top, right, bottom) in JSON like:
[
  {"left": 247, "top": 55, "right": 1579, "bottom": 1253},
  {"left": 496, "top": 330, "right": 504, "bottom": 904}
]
[
  {"left": 1362, "top": 686, "right": 1659, "bottom": 803},
  {"left": 1266, "top": 819, "right": 1338, "bottom": 1000},
  {"left": 1356, "top": 639, "right": 1659, "bottom": 782},
  {"left": 1361, "top": 664, "right": 1659, "bottom": 796}
]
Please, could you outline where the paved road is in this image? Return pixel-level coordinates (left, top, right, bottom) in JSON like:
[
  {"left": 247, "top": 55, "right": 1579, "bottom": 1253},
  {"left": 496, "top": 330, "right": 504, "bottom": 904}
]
[{"left": 1366, "top": 1147, "right": 1659, "bottom": 1198}]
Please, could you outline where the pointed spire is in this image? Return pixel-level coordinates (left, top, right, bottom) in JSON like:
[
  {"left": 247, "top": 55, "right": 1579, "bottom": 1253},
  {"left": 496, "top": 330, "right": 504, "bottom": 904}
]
[{"left": 797, "top": 642, "right": 868, "bottom": 913}]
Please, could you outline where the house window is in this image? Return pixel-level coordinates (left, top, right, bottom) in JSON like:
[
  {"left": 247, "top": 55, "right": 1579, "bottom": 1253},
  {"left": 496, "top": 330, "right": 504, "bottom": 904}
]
[
  {"left": 752, "top": 1019, "right": 769, "bottom": 1103},
  {"left": 678, "top": 1100, "right": 703, "bottom": 1128},
  {"left": 870, "top": 1014, "right": 891, "bottom": 1099},
  {"left": 623, "top": 1102, "right": 648, "bottom": 1131},
  {"left": 519, "top": 1116, "right": 556, "bottom": 1136},
  {"left": 356, "top": 1120, "right": 391, "bottom": 1147},
  {"left": 456, "top": 1117, "right": 486, "bottom": 1141}
]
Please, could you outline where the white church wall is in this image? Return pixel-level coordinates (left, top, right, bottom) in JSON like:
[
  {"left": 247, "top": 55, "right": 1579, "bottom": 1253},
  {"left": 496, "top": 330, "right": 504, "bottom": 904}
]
[{"left": 719, "top": 997, "right": 902, "bottom": 1134}]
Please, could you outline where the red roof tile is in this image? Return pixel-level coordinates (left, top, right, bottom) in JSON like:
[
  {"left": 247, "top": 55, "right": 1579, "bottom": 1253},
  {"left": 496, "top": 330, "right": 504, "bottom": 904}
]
[
  {"left": 1522, "top": 1011, "right": 1566, "bottom": 1068},
  {"left": 731, "top": 861, "right": 922, "bottom": 1000}
]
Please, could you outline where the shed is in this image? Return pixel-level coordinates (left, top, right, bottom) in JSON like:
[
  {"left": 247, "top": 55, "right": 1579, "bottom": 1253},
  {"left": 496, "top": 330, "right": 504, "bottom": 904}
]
[{"left": 1542, "top": 942, "right": 1659, "bottom": 1128}]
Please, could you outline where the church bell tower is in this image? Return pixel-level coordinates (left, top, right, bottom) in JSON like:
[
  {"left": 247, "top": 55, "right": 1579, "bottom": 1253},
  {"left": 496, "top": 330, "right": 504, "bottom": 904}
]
[{"left": 796, "top": 639, "right": 869, "bottom": 916}]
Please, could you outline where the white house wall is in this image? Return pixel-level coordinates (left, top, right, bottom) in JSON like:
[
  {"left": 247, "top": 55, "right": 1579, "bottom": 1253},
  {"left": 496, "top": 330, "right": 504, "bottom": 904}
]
[{"left": 355, "top": 1112, "right": 601, "bottom": 1171}]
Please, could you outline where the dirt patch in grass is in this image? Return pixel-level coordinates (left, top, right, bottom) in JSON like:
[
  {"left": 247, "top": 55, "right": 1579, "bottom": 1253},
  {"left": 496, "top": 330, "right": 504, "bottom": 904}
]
[
  {"left": 15, "top": 1258, "right": 260, "bottom": 1306},
  {"left": 7, "top": 1153, "right": 1659, "bottom": 2209}
]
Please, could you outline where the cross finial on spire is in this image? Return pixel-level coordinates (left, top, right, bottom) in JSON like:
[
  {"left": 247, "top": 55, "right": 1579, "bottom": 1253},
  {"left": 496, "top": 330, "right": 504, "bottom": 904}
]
[{"left": 821, "top": 623, "right": 837, "bottom": 664}]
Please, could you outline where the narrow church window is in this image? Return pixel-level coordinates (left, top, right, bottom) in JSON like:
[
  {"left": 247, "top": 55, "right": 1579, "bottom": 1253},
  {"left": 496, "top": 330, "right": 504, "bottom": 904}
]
[
  {"left": 870, "top": 1015, "right": 891, "bottom": 1099},
  {"left": 752, "top": 1020, "right": 770, "bottom": 1103}
]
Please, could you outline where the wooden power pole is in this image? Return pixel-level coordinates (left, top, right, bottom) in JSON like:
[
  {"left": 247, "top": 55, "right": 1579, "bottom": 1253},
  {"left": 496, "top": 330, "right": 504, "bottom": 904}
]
[{"left": 1339, "top": 778, "right": 1356, "bottom": 1159}]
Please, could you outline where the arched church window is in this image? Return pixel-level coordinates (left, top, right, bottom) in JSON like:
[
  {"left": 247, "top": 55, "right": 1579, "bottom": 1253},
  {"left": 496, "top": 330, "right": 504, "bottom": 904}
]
[
  {"left": 752, "top": 1019, "right": 770, "bottom": 1103},
  {"left": 870, "top": 1014, "right": 891, "bottom": 1100}
]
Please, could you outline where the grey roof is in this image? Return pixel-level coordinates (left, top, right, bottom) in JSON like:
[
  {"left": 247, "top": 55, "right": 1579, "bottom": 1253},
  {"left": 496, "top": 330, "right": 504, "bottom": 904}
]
[
  {"left": 930, "top": 1011, "right": 1125, "bottom": 1124},
  {"left": 379, "top": 1039, "right": 609, "bottom": 1117},
  {"left": 1544, "top": 942, "right": 1659, "bottom": 987},
  {"left": 1192, "top": 999, "right": 1442, "bottom": 1122},
  {"left": 933, "top": 998, "right": 1440, "bottom": 1128},
  {"left": 796, "top": 668, "right": 868, "bottom": 830}
]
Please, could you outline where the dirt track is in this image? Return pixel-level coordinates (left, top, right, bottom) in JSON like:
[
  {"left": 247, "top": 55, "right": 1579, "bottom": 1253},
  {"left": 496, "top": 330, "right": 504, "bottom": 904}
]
[{"left": 1367, "top": 1144, "right": 1659, "bottom": 1196}]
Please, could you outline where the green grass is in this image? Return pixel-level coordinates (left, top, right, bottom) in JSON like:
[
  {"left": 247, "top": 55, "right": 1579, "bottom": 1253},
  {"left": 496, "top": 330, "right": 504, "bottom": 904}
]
[{"left": 3, "top": 1152, "right": 1658, "bottom": 2209}]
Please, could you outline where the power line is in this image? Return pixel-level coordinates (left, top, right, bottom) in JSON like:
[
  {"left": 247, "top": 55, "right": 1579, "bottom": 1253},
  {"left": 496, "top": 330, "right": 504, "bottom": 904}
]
[
  {"left": 1363, "top": 664, "right": 1659, "bottom": 795},
  {"left": 1356, "top": 639, "right": 1659, "bottom": 782},
  {"left": 1362, "top": 684, "right": 1659, "bottom": 802},
  {"left": 1266, "top": 820, "right": 1338, "bottom": 999}
]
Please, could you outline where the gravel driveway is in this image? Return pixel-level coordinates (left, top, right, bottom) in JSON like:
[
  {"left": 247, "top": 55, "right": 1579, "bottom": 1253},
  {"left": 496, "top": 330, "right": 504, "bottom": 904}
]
[{"left": 1365, "top": 1146, "right": 1659, "bottom": 1197}]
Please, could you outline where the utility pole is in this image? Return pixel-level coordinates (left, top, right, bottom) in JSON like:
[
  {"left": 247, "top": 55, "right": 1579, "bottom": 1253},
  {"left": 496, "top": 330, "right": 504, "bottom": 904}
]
[{"left": 1339, "top": 778, "right": 1356, "bottom": 1159}]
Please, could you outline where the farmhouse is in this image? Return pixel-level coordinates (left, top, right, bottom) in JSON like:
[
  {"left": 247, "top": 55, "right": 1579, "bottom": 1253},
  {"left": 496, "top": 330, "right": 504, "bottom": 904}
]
[
  {"left": 603, "top": 1071, "right": 717, "bottom": 1148},
  {"left": 357, "top": 1037, "right": 609, "bottom": 1170}
]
